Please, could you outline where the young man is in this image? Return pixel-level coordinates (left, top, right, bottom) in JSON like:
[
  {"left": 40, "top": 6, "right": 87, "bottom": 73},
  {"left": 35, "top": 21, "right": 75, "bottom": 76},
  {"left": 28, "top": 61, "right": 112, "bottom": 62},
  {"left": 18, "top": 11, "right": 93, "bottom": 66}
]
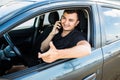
[{"left": 38, "top": 10, "right": 91, "bottom": 63}]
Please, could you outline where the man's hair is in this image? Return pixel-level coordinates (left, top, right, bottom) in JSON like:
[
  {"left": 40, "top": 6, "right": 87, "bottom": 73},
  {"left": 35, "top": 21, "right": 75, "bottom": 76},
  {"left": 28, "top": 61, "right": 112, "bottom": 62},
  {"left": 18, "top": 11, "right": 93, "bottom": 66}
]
[{"left": 63, "top": 9, "right": 80, "bottom": 20}]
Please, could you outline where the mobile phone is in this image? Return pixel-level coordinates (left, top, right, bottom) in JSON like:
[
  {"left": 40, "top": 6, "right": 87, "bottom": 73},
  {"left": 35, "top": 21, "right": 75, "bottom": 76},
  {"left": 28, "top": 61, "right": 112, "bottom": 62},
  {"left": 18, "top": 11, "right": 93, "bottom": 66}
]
[
  {"left": 59, "top": 22, "right": 62, "bottom": 28},
  {"left": 58, "top": 21, "right": 63, "bottom": 32}
]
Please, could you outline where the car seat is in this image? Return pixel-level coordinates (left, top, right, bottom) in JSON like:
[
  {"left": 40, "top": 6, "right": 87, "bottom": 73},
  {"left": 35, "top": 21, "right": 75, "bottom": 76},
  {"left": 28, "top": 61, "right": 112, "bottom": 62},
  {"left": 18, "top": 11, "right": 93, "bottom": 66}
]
[
  {"left": 48, "top": 11, "right": 59, "bottom": 25},
  {"left": 35, "top": 11, "right": 59, "bottom": 53},
  {"left": 75, "top": 9, "right": 87, "bottom": 40},
  {"left": 40, "top": 11, "right": 59, "bottom": 45},
  {"left": 30, "top": 11, "right": 60, "bottom": 64}
]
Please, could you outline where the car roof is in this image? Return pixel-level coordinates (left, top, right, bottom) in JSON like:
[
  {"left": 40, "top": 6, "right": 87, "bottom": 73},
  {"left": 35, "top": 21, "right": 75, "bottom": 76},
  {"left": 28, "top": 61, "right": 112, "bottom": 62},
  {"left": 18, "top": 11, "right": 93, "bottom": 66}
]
[
  {"left": 0, "top": 0, "right": 119, "bottom": 25},
  {"left": 0, "top": 0, "right": 119, "bottom": 15},
  {"left": 0, "top": 0, "right": 119, "bottom": 16},
  {"left": 0, "top": 0, "right": 39, "bottom": 19},
  {"left": 0, "top": 0, "right": 47, "bottom": 24}
]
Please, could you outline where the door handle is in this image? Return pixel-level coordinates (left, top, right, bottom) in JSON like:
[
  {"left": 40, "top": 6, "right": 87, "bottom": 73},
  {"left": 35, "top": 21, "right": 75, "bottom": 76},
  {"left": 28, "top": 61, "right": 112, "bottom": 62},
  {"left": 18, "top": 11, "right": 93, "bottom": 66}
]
[{"left": 83, "top": 73, "right": 96, "bottom": 80}]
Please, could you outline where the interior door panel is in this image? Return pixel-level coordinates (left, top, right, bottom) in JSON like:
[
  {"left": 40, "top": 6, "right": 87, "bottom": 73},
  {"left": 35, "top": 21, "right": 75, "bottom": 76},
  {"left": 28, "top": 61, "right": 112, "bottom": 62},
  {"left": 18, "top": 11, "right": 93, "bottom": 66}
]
[{"left": 8, "top": 27, "right": 36, "bottom": 57}]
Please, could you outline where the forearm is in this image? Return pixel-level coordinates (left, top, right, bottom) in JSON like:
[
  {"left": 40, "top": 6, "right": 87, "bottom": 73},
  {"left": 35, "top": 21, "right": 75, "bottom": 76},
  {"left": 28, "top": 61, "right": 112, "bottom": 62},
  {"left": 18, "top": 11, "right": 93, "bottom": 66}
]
[
  {"left": 40, "top": 33, "right": 55, "bottom": 52},
  {"left": 41, "top": 21, "right": 61, "bottom": 52},
  {"left": 57, "top": 41, "right": 91, "bottom": 59}
]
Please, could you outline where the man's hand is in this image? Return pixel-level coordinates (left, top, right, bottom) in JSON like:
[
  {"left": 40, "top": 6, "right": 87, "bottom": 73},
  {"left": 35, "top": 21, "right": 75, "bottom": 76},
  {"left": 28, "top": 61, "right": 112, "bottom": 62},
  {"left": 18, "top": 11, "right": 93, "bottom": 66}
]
[
  {"left": 51, "top": 21, "right": 61, "bottom": 35},
  {"left": 38, "top": 42, "right": 59, "bottom": 63}
]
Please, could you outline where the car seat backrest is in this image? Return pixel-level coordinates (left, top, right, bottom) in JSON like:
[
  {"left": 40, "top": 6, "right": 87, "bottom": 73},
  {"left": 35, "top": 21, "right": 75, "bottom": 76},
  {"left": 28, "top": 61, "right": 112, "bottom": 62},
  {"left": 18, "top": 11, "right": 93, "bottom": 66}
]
[
  {"left": 35, "top": 11, "right": 60, "bottom": 52},
  {"left": 75, "top": 10, "right": 87, "bottom": 40},
  {"left": 48, "top": 11, "right": 59, "bottom": 25},
  {"left": 41, "top": 11, "right": 59, "bottom": 39}
]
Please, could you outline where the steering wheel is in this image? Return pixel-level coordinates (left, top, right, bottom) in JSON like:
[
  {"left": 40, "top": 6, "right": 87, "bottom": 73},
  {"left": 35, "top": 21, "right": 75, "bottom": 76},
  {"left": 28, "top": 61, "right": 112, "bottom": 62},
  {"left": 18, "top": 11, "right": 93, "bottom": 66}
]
[{"left": 3, "top": 33, "right": 22, "bottom": 56}]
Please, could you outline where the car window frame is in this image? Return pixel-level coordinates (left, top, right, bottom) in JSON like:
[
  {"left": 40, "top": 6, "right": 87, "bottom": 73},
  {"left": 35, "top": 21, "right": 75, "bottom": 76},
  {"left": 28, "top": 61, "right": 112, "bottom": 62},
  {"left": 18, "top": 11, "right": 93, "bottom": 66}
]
[
  {"left": 97, "top": 2, "right": 120, "bottom": 46},
  {"left": 1, "top": 1, "right": 98, "bottom": 79}
]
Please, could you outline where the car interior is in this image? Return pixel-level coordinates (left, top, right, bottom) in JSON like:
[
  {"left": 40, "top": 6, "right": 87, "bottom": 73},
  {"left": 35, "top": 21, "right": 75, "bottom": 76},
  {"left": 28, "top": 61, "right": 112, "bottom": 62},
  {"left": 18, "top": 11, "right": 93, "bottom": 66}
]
[{"left": 0, "top": 8, "right": 90, "bottom": 76}]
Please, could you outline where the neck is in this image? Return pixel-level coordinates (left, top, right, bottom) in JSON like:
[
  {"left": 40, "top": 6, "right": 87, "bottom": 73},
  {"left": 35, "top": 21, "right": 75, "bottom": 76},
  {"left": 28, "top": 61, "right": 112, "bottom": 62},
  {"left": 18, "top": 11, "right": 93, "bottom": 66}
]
[{"left": 61, "top": 30, "right": 71, "bottom": 37}]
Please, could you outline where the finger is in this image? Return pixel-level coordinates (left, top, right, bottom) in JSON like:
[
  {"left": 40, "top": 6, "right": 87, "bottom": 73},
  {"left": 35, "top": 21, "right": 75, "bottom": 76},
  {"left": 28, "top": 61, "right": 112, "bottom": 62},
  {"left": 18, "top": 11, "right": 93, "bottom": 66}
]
[
  {"left": 57, "top": 21, "right": 62, "bottom": 28},
  {"left": 56, "top": 25, "right": 61, "bottom": 29},
  {"left": 55, "top": 21, "right": 61, "bottom": 28},
  {"left": 42, "top": 52, "right": 50, "bottom": 58},
  {"left": 49, "top": 42, "right": 56, "bottom": 49},
  {"left": 54, "top": 21, "right": 60, "bottom": 27},
  {"left": 38, "top": 52, "right": 49, "bottom": 58},
  {"left": 56, "top": 21, "right": 61, "bottom": 24},
  {"left": 38, "top": 52, "right": 42, "bottom": 58}
]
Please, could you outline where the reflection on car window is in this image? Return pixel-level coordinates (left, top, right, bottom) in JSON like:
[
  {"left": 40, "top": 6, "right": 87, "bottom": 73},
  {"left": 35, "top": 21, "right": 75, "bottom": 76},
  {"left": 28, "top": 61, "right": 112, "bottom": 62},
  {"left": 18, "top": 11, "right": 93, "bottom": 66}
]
[
  {"left": 12, "top": 18, "right": 35, "bottom": 30},
  {"left": 102, "top": 7, "right": 120, "bottom": 43}
]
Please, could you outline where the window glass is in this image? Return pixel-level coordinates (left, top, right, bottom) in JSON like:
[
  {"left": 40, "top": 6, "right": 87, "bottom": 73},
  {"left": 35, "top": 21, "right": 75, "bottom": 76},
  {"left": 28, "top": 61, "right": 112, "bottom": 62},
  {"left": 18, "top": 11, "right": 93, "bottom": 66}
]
[
  {"left": 102, "top": 7, "right": 120, "bottom": 43},
  {"left": 12, "top": 18, "right": 35, "bottom": 30},
  {"left": 43, "top": 12, "right": 49, "bottom": 25}
]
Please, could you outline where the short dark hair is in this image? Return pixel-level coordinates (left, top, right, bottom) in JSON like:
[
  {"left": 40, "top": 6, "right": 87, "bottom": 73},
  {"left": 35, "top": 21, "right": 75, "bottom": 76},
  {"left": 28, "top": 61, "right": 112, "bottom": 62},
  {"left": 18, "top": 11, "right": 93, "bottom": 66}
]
[{"left": 63, "top": 9, "right": 80, "bottom": 20}]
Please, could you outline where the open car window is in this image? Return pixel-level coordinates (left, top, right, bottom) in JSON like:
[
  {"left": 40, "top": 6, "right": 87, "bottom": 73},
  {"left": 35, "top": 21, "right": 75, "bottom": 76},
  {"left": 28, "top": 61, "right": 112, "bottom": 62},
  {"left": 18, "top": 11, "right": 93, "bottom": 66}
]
[
  {"left": 11, "top": 18, "right": 36, "bottom": 30},
  {"left": 0, "top": 7, "right": 92, "bottom": 78}
]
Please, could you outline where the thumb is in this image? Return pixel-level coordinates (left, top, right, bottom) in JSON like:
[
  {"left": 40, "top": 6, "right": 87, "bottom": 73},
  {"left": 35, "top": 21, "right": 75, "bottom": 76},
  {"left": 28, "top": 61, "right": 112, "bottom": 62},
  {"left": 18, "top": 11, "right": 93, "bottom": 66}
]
[
  {"left": 38, "top": 52, "right": 50, "bottom": 58},
  {"left": 38, "top": 52, "right": 42, "bottom": 58},
  {"left": 49, "top": 42, "right": 56, "bottom": 49}
]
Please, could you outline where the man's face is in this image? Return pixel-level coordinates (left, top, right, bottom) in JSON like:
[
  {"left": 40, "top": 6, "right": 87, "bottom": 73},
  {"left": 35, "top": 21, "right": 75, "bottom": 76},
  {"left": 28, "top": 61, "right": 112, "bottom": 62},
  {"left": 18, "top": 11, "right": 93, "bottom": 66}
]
[{"left": 61, "top": 12, "right": 79, "bottom": 31}]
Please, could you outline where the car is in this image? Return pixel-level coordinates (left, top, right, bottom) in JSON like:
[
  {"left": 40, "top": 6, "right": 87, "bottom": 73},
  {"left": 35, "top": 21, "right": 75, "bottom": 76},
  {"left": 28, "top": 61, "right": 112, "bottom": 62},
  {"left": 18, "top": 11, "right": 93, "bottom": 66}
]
[{"left": 0, "top": 0, "right": 120, "bottom": 80}]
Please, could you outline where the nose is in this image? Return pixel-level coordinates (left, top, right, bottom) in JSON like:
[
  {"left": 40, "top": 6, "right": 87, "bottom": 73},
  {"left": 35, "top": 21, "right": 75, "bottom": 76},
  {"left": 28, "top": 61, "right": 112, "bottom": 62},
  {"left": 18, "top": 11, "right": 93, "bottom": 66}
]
[{"left": 63, "top": 19, "right": 69, "bottom": 26}]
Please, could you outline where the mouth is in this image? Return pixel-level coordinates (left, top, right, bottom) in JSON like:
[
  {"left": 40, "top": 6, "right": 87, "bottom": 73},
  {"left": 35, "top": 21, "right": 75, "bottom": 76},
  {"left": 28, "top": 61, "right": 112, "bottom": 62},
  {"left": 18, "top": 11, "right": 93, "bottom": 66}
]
[{"left": 63, "top": 24, "right": 69, "bottom": 28}]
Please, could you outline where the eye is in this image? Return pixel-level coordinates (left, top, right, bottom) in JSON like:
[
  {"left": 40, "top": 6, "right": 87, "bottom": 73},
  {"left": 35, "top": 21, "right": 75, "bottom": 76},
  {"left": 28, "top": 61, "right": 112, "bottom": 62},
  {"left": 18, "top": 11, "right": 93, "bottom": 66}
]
[
  {"left": 69, "top": 19, "right": 74, "bottom": 22},
  {"left": 61, "top": 15, "right": 66, "bottom": 19}
]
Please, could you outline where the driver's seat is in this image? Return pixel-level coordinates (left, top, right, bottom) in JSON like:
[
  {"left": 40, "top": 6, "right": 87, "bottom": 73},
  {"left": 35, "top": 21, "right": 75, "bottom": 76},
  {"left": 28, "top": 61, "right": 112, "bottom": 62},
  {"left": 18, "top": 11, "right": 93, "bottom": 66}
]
[
  {"left": 75, "top": 9, "right": 87, "bottom": 40},
  {"left": 34, "top": 11, "right": 59, "bottom": 53}
]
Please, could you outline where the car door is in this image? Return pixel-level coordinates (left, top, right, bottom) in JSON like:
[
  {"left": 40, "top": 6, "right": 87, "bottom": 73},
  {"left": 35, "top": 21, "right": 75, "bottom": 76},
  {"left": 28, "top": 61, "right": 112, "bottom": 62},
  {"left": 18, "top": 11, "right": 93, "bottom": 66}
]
[
  {"left": 98, "top": 2, "right": 120, "bottom": 80},
  {"left": 1, "top": 0, "right": 103, "bottom": 80}
]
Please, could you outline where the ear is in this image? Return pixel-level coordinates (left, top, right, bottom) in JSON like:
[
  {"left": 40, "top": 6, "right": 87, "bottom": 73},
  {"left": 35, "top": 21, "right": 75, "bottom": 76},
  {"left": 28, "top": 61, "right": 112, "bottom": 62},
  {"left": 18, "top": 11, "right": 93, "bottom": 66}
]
[{"left": 75, "top": 20, "right": 80, "bottom": 27}]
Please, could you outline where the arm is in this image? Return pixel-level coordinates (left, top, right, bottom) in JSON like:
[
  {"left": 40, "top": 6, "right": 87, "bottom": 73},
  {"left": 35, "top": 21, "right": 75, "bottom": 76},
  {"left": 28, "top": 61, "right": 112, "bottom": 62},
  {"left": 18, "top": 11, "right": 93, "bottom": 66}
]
[
  {"left": 40, "top": 33, "right": 55, "bottom": 52},
  {"left": 40, "top": 21, "right": 61, "bottom": 52},
  {"left": 38, "top": 40, "right": 91, "bottom": 63},
  {"left": 57, "top": 40, "right": 91, "bottom": 59}
]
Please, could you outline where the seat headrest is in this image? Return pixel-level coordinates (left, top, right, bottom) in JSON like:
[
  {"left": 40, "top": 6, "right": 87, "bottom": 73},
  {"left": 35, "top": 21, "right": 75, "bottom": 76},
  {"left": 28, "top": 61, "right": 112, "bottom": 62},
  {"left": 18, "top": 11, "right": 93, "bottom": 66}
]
[
  {"left": 75, "top": 10, "right": 88, "bottom": 40},
  {"left": 48, "top": 11, "right": 59, "bottom": 25},
  {"left": 76, "top": 10, "right": 87, "bottom": 32}
]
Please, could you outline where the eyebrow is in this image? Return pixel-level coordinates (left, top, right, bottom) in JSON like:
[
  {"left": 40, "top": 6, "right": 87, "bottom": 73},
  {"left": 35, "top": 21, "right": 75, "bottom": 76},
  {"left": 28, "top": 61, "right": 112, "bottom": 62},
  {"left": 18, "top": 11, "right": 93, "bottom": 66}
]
[
  {"left": 61, "top": 14, "right": 77, "bottom": 21},
  {"left": 61, "top": 15, "right": 65, "bottom": 18}
]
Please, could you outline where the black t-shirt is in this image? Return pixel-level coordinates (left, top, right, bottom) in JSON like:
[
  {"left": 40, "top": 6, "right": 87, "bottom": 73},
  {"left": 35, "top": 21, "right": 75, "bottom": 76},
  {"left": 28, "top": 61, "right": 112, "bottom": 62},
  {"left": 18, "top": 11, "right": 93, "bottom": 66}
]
[{"left": 52, "top": 29, "right": 86, "bottom": 49}]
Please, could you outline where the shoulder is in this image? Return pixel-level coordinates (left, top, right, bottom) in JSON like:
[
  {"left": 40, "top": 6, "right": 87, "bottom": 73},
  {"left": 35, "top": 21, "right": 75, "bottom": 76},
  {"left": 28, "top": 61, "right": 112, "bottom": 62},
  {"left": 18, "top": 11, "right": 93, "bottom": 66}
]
[{"left": 73, "top": 29, "right": 86, "bottom": 40}]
